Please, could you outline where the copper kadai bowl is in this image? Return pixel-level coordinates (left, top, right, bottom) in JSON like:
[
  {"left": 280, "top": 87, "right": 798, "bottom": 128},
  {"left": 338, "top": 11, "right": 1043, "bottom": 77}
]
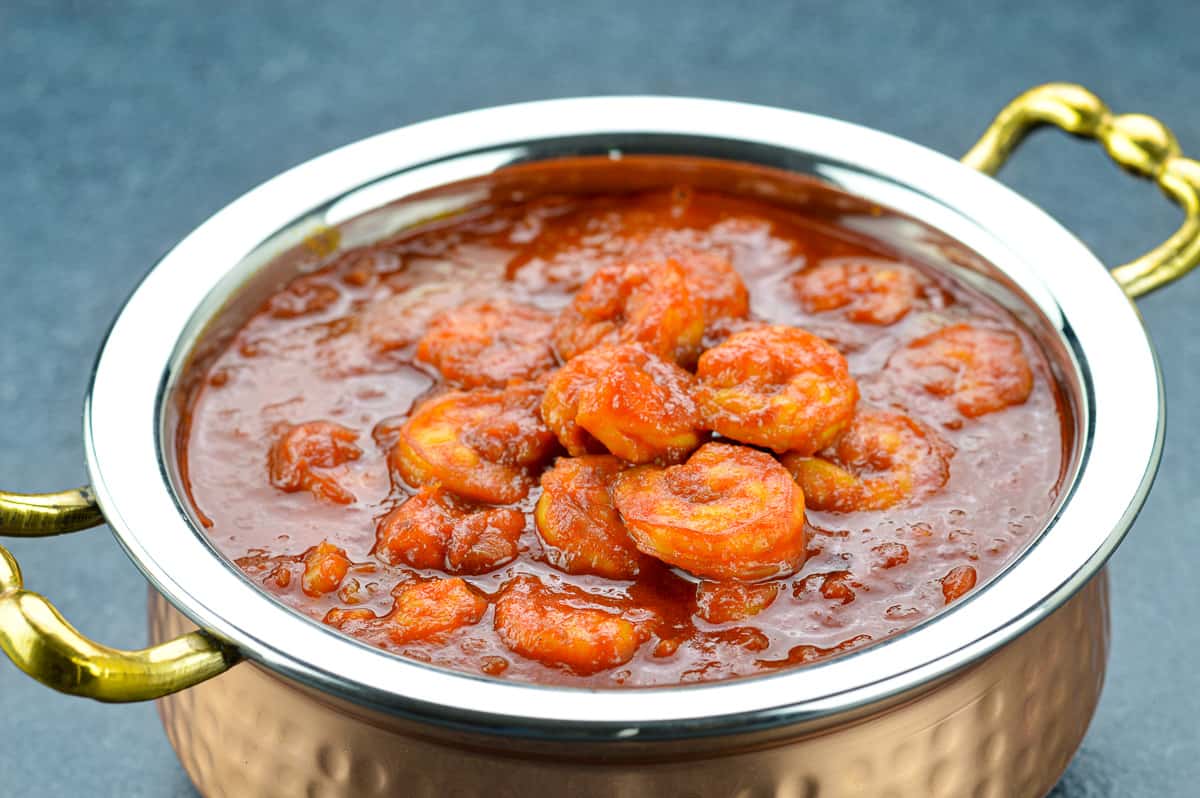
[{"left": 3, "top": 82, "right": 1199, "bottom": 797}]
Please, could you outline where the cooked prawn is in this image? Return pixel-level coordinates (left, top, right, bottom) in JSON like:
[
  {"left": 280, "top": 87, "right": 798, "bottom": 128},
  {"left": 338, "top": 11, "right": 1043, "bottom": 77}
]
[
  {"left": 783, "top": 406, "right": 953, "bottom": 512},
  {"left": 695, "top": 325, "right": 858, "bottom": 454},
  {"left": 612, "top": 442, "right": 808, "bottom": 581},
  {"left": 888, "top": 323, "right": 1033, "bottom": 417},
  {"left": 540, "top": 344, "right": 704, "bottom": 464},
  {"left": 325, "top": 577, "right": 488, "bottom": 644},
  {"left": 695, "top": 580, "right": 781, "bottom": 624},
  {"left": 300, "top": 540, "right": 351, "bottom": 597},
  {"left": 415, "top": 299, "right": 556, "bottom": 388},
  {"left": 374, "top": 486, "right": 525, "bottom": 575},
  {"left": 268, "top": 421, "right": 362, "bottom": 504},
  {"left": 670, "top": 248, "right": 750, "bottom": 327},
  {"left": 551, "top": 258, "right": 705, "bottom": 363},
  {"left": 792, "top": 259, "right": 921, "bottom": 325},
  {"left": 390, "top": 382, "right": 556, "bottom": 504},
  {"left": 941, "top": 565, "right": 977, "bottom": 604},
  {"left": 493, "top": 576, "right": 644, "bottom": 674},
  {"left": 534, "top": 455, "right": 646, "bottom": 579}
]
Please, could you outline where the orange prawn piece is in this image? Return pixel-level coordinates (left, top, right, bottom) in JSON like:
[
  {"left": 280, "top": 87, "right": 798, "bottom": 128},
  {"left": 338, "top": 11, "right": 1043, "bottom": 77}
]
[
  {"left": 374, "top": 486, "right": 525, "bottom": 575},
  {"left": 540, "top": 344, "right": 704, "bottom": 464},
  {"left": 390, "top": 382, "right": 557, "bottom": 504},
  {"left": 792, "top": 259, "right": 920, "bottom": 325},
  {"left": 301, "top": 541, "right": 351, "bottom": 597},
  {"left": 551, "top": 258, "right": 704, "bottom": 363},
  {"left": 325, "top": 577, "right": 488, "bottom": 644},
  {"left": 672, "top": 249, "right": 750, "bottom": 327},
  {"left": 871, "top": 541, "right": 910, "bottom": 569},
  {"left": 695, "top": 325, "right": 858, "bottom": 454},
  {"left": 888, "top": 323, "right": 1033, "bottom": 417},
  {"left": 941, "top": 565, "right": 978, "bottom": 604},
  {"left": 783, "top": 407, "right": 953, "bottom": 512},
  {"left": 268, "top": 421, "right": 363, "bottom": 504},
  {"left": 612, "top": 442, "right": 808, "bottom": 581},
  {"left": 695, "top": 580, "right": 781, "bottom": 624},
  {"left": 534, "top": 455, "right": 647, "bottom": 579},
  {"left": 415, "top": 299, "right": 556, "bottom": 388},
  {"left": 493, "top": 576, "right": 644, "bottom": 675},
  {"left": 818, "top": 571, "right": 859, "bottom": 604}
]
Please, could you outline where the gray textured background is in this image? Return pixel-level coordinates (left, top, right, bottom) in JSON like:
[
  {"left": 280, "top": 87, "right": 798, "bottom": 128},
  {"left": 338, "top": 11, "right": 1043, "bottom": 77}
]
[{"left": 2, "top": 1, "right": 1198, "bottom": 795}]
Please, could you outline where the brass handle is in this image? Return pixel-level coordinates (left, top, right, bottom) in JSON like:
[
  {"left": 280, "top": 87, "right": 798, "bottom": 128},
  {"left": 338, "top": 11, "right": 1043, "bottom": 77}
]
[
  {"left": 0, "top": 489, "right": 237, "bottom": 700},
  {"left": 0, "top": 487, "right": 105, "bottom": 536},
  {"left": 963, "top": 82, "right": 1200, "bottom": 298}
]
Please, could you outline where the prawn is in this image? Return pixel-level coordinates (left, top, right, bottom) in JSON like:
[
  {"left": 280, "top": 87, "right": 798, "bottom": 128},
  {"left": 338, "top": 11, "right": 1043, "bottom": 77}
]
[
  {"left": 374, "top": 486, "right": 525, "bottom": 575},
  {"left": 415, "top": 298, "right": 556, "bottom": 387},
  {"left": 792, "top": 259, "right": 921, "bottom": 325},
  {"left": 325, "top": 577, "right": 488, "bottom": 645},
  {"left": 493, "top": 576, "right": 645, "bottom": 675},
  {"left": 888, "top": 323, "right": 1033, "bottom": 418},
  {"left": 551, "top": 258, "right": 705, "bottom": 363},
  {"left": 540, "top": 344, "right": 704, "bottom": 464},
  {"left": 783, "top": 406, "right": 953, "bottom": 512},
  {"left": 612, "top": 442, "right": 808, "bottom": 581},
  {"left": 534, "top": 455, "right": 647, "bottom": 579},
  {"left": 390, "top": 382, "right": 556, "bottom": 504},
  {"left": 695, "top": 325, "right": 858, "bottom": 454},
  {"left": 268, "top": 421, "right": 362, "bottom": 504}
]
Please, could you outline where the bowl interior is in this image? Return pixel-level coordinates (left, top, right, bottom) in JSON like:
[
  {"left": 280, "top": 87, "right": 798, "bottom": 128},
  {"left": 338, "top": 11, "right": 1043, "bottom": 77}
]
[{"left": 84, "top": 98, "right": 1161, "bottom": 738}]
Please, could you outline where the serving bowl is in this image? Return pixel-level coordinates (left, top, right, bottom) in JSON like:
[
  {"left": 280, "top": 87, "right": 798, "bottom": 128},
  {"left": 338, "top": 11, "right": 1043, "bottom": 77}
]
[{"left": 2, "top": 83, "right": 1197, "bottom": 797}]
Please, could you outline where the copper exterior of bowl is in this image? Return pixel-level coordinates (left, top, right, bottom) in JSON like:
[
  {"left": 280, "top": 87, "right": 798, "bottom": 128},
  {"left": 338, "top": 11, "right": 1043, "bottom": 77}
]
[{"left": 152, "top": 573, "right": 1108, "bottom": 798}]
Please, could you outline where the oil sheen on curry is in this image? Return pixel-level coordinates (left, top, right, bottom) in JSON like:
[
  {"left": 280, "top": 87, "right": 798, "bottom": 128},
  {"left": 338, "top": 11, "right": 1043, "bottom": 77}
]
[{"left": 181, "top": 159, "right": 1066, "bottom": 687}]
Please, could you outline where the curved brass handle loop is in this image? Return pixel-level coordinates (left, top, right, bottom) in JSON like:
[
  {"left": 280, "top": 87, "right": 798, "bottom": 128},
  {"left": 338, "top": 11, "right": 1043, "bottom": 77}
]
[
  {"left": 1, "top": 485, "right": 237, "bottom": 698},
  {"left": 963, "top": 82, "right": 1200, "bottom": 298},
  {"left": 0, "top": 545, "right": 237, "bottom": 701},
  {"left": 0, "top": 486, "right": 105, "bottom": 537}
]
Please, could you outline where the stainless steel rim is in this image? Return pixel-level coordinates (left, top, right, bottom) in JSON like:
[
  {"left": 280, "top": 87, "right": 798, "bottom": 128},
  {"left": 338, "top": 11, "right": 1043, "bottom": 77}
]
[{"left": 83, "top": 96, "right": 1163, "bottom": 739}]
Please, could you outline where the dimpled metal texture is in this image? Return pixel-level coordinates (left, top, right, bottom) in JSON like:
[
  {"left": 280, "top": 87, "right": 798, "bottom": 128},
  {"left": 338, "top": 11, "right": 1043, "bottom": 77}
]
[{"left": 151, "top": 572, "right": 1108, "bottom": 798}]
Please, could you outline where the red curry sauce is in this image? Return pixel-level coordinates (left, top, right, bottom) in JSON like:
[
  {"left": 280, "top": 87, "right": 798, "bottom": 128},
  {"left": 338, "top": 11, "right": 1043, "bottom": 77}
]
[{"left": 181, "top": 161, "right": 1066, "bottom": 687}]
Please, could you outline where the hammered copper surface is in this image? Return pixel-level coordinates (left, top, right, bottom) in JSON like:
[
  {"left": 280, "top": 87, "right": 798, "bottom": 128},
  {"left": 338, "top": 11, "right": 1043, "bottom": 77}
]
[{"left": 151, "top": 573, "right": 1107, "bottom": 798}]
